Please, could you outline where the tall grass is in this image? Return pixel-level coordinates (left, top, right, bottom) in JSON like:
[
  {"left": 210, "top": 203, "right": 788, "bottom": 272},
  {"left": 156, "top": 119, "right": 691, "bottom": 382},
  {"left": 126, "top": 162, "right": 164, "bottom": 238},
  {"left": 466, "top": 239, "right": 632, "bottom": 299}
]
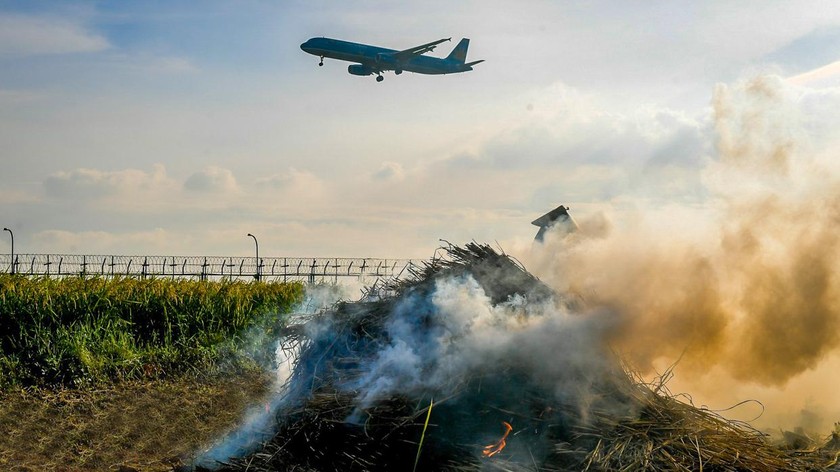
[{"left": 0, "top": 274, "right": 304, "bottom": 388}]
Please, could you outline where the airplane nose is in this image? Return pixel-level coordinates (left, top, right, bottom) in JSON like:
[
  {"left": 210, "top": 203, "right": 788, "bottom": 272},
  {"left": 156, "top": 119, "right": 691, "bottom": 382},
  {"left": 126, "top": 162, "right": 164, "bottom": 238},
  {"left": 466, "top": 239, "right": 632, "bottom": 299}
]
[{"left": 300, "top": 40, "right": 313, "bottom": 53}]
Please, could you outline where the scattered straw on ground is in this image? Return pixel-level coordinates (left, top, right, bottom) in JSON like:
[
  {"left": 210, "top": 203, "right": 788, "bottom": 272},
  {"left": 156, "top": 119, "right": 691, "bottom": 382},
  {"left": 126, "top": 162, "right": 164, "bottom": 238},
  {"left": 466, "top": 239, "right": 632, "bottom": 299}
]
[{"left": 0, "top": 371, "right": 273, "bottom": 471}]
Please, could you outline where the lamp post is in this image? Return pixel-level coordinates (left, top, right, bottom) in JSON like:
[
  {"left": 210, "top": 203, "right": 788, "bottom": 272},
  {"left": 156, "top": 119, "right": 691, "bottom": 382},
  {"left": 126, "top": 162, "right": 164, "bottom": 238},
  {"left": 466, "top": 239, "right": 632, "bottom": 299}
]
[
  {"left": 247, "top": 233, "right": 260, "bottom": 281},
  {"left": 3, "top": 228, "right": 13, "bottom": 275}
]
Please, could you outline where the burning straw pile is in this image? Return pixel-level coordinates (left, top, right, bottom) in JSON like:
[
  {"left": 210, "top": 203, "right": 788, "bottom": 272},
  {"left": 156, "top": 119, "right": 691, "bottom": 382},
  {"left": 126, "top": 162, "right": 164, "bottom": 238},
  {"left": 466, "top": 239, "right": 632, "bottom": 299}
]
[{"left": 193, "top": 243, "right": 839, "bottom": 471}]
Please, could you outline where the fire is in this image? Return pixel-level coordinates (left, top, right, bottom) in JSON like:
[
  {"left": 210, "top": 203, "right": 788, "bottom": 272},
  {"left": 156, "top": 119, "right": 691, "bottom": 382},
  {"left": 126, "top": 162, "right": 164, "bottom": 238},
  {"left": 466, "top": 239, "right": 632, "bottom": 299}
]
[{"left": 482, "top": 421, "right": 512, "bottom": 458}]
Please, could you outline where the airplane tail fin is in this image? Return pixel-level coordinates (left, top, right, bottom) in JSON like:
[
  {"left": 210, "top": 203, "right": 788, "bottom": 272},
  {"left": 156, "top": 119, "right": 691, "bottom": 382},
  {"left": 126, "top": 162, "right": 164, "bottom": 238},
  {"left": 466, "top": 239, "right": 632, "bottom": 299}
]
[{"left": 446, "top": 38, "right": 470, "bottom": 63}]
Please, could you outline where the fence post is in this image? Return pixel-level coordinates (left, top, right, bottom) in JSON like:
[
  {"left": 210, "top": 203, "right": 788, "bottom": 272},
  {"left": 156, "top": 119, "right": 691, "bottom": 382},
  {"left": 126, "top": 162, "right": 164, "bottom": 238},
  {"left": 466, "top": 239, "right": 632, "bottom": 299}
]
[{"left": 309, "top": 259, "right": 316, "bottom": 284}]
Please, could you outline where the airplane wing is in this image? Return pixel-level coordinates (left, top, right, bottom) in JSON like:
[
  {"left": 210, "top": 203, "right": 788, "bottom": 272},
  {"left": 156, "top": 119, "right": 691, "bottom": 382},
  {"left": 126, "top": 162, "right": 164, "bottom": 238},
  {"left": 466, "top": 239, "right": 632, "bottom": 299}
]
[{"left": 392, "top": 38, "right": 451, "bottom": 61}]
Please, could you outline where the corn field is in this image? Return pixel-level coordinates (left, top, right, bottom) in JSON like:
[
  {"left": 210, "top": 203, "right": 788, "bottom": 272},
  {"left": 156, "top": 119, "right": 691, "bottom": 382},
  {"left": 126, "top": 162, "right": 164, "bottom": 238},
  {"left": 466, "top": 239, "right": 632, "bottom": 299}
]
[{"left": 0, "top": 274, "right": 304, "bottom": 388}]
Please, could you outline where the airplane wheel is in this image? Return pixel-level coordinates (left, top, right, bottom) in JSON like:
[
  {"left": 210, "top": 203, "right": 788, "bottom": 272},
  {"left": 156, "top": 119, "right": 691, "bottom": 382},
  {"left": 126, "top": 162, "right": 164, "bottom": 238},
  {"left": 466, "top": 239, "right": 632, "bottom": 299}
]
[
  {"left": 376, "top": 75, "right": 384, "bottom": 82},
  {"left": 319, "top": 62, "right": 323, "bottom": 67}
]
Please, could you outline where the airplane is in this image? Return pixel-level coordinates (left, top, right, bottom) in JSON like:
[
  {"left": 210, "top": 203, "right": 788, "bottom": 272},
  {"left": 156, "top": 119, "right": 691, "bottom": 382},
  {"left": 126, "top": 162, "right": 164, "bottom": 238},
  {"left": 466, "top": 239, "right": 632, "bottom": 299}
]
[{"left": 300, "top": 37, "right": 483, "bottom": 82}]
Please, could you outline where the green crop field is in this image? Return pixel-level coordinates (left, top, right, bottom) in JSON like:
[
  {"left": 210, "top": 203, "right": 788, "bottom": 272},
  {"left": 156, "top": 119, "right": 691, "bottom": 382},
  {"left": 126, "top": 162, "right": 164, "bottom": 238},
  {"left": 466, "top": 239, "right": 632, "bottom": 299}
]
[
  {"left": 0, "top": 274, "right": 305, "bottom": 470},
  {"left": 0, "top": 274, "right": 304, "bottom": 388}
]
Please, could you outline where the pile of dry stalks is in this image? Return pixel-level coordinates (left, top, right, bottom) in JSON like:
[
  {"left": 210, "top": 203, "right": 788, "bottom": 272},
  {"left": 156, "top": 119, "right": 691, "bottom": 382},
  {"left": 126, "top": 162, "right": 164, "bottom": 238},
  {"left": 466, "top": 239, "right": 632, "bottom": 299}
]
[{"left": 193, "top": 243, "right": 839, "bottom": 472}]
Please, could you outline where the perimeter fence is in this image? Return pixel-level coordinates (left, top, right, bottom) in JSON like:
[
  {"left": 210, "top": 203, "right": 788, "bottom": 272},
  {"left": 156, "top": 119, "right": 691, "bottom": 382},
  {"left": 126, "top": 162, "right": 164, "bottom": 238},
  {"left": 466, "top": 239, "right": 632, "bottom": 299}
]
[{"left": 0, "top": 254, "right": 423, "bottom": 284}]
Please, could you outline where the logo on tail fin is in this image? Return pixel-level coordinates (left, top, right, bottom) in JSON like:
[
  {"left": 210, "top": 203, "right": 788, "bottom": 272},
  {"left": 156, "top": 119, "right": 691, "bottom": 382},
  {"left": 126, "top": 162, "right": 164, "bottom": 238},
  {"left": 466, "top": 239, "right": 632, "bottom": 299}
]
[{"left": 446, "top": 38, "right": 470, "bottom": 63}]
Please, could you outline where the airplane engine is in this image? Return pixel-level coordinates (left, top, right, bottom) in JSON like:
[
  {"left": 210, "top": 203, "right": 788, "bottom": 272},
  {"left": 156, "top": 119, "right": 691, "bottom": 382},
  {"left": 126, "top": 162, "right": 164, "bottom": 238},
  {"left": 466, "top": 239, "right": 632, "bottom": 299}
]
[{"left": 348, "top": 64, "right": 373, "bottom": 76}]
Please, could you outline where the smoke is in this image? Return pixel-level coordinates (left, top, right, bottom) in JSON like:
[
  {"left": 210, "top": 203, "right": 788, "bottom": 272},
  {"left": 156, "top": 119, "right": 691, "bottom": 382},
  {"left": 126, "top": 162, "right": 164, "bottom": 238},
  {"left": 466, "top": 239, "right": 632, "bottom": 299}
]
[
  {"left": 525, "top": 75, "right": 840, "bottom": 431},
  {"left": 192, "top": 281, "right": 360, "bottom": 468},
  {"left": 349, "top": 275, "right": 620, "bottom": 413}
]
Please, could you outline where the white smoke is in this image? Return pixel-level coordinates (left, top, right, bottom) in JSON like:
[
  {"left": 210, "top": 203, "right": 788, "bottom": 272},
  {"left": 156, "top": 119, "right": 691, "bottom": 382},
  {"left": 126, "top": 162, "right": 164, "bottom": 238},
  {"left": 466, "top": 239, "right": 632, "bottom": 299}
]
[
  {"left": 193, "top": 281, "right": 358, "bottom": 469},
  {"left": 348, "top": 274, "right": 622, "bottom": 420}
]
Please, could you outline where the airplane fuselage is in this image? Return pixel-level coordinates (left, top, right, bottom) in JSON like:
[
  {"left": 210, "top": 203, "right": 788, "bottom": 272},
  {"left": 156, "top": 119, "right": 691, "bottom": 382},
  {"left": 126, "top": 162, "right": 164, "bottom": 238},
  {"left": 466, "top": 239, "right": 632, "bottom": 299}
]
[{"left": 300, "top": 37, "right": 478, "bottom": 76}]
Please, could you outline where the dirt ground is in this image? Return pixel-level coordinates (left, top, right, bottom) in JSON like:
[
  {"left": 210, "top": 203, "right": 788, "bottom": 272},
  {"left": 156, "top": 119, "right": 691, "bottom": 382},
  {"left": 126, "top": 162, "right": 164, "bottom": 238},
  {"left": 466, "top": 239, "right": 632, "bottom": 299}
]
[{"left": 0, "top": 371, "right": 273, "bottom": 471}]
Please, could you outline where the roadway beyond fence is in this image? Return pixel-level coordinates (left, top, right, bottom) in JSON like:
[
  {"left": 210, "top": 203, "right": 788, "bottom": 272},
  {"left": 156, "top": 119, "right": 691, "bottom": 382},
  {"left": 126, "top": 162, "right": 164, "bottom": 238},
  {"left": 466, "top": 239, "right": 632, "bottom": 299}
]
[{"left": 0, "top": 254, "right": 423, "bottom": 283}]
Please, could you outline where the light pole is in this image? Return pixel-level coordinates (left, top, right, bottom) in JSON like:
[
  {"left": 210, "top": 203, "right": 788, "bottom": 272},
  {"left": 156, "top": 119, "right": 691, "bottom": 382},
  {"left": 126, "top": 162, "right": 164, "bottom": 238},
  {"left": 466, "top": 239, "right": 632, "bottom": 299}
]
[
  {"left": 247, "top": 233, "right": 260, "bottom": 281},
  {"left": 3, "top": 228, "right": 13, "bottom": 275}
]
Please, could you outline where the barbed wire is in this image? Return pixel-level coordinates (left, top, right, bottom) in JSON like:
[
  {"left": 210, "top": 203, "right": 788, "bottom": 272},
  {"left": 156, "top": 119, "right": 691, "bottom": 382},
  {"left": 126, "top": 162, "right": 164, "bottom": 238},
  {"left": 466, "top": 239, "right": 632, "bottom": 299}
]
[{"left": 0, "top": 254, "right": 422, "bottom": 283}]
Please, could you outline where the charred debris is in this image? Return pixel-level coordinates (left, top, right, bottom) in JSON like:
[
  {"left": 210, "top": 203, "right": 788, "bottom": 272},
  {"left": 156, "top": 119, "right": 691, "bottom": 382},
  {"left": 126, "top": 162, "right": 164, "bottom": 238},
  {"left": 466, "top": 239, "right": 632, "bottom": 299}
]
[{"left": 189, "top": 243, "right": 839, "bottom": 472}]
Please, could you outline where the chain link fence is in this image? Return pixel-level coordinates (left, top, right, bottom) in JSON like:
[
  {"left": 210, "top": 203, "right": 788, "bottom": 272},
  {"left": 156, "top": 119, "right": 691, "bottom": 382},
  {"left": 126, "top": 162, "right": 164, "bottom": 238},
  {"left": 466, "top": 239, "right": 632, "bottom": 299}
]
[{"left": 0, "top": 254, "right": 422, "bottom": 283}]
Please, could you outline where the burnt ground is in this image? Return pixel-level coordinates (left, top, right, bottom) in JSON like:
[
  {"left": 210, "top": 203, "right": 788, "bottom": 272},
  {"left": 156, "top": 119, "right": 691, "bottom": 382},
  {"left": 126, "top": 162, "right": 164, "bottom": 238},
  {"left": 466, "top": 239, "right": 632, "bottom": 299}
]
[{"left": 0, "top": 371, "right": 272, "bottom": 471}]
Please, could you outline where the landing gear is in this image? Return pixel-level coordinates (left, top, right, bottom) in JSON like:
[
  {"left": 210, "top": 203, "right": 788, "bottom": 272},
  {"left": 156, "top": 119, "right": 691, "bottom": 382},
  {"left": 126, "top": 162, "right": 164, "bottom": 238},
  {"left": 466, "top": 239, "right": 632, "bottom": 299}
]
[
  {"left": 319, "top": 56, "right": 324, "bottom": 67},
  {"left": 376, "top": 74, "right": 384, "bottom": 82}
]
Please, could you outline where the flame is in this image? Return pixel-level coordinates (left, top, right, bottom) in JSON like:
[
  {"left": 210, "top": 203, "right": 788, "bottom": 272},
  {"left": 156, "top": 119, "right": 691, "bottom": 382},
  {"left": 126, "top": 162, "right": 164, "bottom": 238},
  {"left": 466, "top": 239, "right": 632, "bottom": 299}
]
[{"left": 482, "top": 421, "right": 512, "bottom": 458}]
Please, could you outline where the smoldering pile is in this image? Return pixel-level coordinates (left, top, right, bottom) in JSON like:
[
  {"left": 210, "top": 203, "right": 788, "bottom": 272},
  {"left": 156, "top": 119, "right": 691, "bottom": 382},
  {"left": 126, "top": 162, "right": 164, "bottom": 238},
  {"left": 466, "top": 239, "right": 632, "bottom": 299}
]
[{"left": 191, "top": 243, "right": 839, "bottom": 472}]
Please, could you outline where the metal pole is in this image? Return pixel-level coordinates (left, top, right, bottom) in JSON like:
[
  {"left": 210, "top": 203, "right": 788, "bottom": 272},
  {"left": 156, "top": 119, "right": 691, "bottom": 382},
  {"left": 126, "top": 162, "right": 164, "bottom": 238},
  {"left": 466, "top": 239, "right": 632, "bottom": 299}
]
[
  {"left": 3, "top": 228, "right": 13, "bottom": 274},
  {"left": 247, "top": 233, "right": 260, "bottom": 281}
]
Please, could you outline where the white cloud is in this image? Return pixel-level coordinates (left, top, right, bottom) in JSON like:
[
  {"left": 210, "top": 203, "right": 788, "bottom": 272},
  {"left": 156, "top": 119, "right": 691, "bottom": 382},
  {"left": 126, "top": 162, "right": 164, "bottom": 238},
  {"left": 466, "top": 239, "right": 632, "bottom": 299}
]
[
  {"left": 183, "top": 166, "right": 239, "bottom": 194},
  {"left": 421, "top": 81, "right": 710, "bottom": 206},
  {"left": 255, "top": 168, "right": 325, "bottom": 197},
  {"left": 44, "top": 164, "right": 172, "bottom": 199},
  {"left": 0, "top": 14, "right": 109, "bottom": 58},
  {"left": 788, "top": 60, "right": 840, "bottom": 88}
]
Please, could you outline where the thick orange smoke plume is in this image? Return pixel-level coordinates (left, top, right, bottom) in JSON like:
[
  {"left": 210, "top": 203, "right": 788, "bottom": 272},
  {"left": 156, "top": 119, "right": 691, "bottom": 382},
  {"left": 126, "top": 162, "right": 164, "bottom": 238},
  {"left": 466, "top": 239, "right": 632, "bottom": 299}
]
[{"left": 525, "top": 76, "right": 840, "bottom": 431}]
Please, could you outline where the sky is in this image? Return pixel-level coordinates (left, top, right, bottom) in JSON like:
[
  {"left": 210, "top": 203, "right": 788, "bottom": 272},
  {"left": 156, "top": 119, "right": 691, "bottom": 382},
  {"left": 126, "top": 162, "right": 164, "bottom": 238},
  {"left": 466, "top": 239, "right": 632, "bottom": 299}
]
[{"left": 2, "top": 0, "right": 840, "bottom": 258}]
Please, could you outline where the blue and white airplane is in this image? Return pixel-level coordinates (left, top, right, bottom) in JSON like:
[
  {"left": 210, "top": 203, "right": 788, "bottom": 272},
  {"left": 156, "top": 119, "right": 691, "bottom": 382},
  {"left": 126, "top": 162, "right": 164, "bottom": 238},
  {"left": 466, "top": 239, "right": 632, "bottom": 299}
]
[{"left": 300, "top": 37, "right": 483, "bottom": 82}]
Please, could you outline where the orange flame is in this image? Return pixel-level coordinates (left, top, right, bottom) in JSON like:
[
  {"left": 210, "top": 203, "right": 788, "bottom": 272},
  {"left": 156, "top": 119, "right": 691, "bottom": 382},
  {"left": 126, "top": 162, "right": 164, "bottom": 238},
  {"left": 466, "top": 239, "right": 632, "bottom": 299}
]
[{"left": 482, "top": 421, "right": 512, "bottom": 458}]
